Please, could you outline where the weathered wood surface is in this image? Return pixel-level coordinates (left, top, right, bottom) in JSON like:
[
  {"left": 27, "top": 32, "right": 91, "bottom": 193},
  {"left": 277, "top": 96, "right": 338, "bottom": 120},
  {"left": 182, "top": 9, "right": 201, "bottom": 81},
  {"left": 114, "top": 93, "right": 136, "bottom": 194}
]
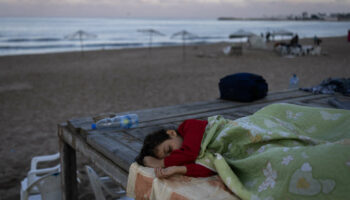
[
  {"left": 60, "top": 90, "right": 350, "bottom": 191},
  {"left": 58, "top": 126, "right": 129, "bottom": 189},
  {"left": 67, "top": 90, "right": 313, "bottom": 134}
]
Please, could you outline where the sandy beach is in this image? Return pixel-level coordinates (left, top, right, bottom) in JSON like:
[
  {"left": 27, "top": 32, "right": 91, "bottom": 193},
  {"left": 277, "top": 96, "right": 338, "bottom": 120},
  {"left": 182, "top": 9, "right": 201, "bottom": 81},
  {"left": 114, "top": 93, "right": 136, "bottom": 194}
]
[{"left": 1, "top": 36, "right": 350, "bottom": 199}]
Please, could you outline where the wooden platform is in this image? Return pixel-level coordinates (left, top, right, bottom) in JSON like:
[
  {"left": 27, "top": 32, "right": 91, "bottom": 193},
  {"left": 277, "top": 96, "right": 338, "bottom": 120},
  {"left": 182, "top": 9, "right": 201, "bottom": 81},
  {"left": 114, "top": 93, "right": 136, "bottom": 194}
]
[{"left": 57, "top": 89, "right": 349, "bottom": 199}]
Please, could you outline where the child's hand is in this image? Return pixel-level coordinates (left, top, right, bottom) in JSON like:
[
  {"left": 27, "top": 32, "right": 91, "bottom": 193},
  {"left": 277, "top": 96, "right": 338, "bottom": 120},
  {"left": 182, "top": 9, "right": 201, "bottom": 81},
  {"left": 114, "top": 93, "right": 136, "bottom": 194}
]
[
  {"left": 154, "top": 166, "right": 187, "bottom": 178},
  {"left": 155, "top": 167, "right": 178, "bottom": 178}
]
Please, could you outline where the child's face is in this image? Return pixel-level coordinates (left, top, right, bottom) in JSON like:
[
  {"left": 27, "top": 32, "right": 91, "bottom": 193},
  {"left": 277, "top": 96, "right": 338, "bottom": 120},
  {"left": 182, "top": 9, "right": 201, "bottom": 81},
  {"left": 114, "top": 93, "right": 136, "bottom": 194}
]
[{"left": 154, "top": 130, "right": 183, "bottom": 159}]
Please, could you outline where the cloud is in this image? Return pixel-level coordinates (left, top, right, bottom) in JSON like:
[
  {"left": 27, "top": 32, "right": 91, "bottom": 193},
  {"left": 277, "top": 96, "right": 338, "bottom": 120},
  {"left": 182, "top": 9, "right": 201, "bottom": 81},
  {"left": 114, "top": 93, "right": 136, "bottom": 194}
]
[
  {"left": 1, "top": 0, "right": 349, "bottom": 5},
  {"left": 0, "top": 0, "right": 349, "bottom": 18}
]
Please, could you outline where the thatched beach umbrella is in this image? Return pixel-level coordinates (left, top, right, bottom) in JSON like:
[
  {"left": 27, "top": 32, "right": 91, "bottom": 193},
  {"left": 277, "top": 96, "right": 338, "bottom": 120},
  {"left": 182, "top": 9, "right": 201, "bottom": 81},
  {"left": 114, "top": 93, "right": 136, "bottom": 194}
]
[
  {"left": 137, "top": 29, "right": 165, "bottom": 53},
  {"left": 171, "top": 30, "right": 198, "bottom": 60},
  {"left": 65, "top": 30, "right": 97, "bottom": 54}
]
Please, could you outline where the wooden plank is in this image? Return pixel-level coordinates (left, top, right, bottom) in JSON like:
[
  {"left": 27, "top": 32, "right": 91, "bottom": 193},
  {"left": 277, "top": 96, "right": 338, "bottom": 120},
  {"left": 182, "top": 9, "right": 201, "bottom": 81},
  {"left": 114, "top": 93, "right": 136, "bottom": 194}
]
[
  {"left": 67, "top": 116, "right": 94, "bottom": 137},
  {"left": 78, "top": 93, "right": 331, "bottom": 144},
  {"left": 59, "top": 92, "right": 345, "bottom": 190},
  {"left": 86, "top": 124, "right": 180, "bottom": 169},
  {"left": 126, "top": 123, "right": 178, "bottom": 141},
  {"left": 58, "top": 125, "right": 129, "bottom": 188},
  {"left": 68, "top": 113, "right": 119, "bottom": 133},
  {"left": 216, "top": 95, "right": 333, "bottom": 115},
  {"left": 87, "top": 134, "right": 138, "bottom": 170},
  {"left": 135, "top": 90, "right": 312, "bottom": 120},
  {"left": 302, "top": 97, "right": 335, "bottom": 108},
  {"left": 86, "top": 113, "right": 259, "bottom": 170},
  {"left": 68, "top": 90, "right": 313, "bottom": 133},
  {"left": 117, "top": 94, "right": 331, "bottom": 129},
  {"left": 102, "top": 132, "right": 143, "bottom": 153},
  {"left": 327, "top": 96, "right": 350, "bottom": 109},
  {"left": 121, "top": 89, "right": 311, "bottom": 121},
  {"left": 83, "top": 95, "right": 331, "bottom": 140},
  {"left": 86, "top": 122, "right": 176, "bottom": 142},
  {"left": 290, "top": 95, "right": 350, "bottom": 109},
  {"left": 221, "top": 112, "right": 252, "bottom": 120},
  {"left": 85, "top": 95, "right": 335, "bottom": 172},
  {"left": 66, "top": 100, "right": 225, "bottom": 132}
]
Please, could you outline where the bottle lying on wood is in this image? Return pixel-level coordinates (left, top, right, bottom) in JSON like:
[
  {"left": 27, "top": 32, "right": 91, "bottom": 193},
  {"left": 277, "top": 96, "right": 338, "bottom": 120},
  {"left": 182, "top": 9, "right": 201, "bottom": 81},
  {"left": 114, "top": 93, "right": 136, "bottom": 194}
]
[{"left": 91, "top": 114, "right": 138, "bottom": 130}]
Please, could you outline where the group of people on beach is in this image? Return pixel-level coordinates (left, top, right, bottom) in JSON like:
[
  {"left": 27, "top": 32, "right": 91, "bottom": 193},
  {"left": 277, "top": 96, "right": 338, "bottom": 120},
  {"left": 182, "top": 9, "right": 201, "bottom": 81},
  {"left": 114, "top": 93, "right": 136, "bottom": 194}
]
[
  {"left": 273, "top": 34, "right": 322, "bottom": 56},
  {"left": 256, "top": 32, "right": 323, "bottom": 57}
]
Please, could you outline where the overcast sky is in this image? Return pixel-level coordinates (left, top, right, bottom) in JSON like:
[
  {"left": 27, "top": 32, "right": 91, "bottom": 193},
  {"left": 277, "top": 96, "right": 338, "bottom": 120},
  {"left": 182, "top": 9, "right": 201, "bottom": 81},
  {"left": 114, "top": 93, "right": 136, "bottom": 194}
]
[{"left": 0, "top": 0, "right": 349, "bottom": 19}]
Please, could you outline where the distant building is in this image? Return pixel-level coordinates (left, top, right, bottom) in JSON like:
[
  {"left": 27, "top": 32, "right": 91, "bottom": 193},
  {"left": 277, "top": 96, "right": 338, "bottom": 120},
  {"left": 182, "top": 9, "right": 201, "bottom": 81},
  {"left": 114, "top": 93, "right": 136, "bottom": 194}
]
[
  {"left": 324, "top": 15, "right": 338, "bottom": 21},
  {"left": 337, "top": 13, "right": 350, "bottom": 21},
  {"left": 217, "top": 12, "right": 350, "bottom": 22},
  {"left": 310, "top": 14, "right": 321, "bottom": 20}
]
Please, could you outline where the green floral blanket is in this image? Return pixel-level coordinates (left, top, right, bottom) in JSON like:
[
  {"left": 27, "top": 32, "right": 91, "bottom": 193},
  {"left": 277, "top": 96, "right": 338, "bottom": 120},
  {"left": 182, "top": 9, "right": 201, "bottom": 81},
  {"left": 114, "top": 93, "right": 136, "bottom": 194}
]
[{"left": 196, "top": 103, "right": 350, "bottom": 200}]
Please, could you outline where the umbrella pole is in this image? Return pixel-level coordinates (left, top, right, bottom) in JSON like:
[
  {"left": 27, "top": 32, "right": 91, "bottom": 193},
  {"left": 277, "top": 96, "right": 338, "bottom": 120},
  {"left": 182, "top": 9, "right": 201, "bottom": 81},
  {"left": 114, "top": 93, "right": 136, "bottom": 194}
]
[
  {"left": 149, "top": 34, "right": 152, "bottom": 55},
  {"left": 79, "top": 35, "right": 84, "bottom": 56},
  {"left": 182, "top": 35, "right": 186, "bottom": 61}
]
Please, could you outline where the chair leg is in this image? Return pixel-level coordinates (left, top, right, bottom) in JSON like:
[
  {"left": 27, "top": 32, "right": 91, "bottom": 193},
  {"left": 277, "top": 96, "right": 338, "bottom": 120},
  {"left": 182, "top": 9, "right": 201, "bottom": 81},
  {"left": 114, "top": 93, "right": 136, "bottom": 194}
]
[{"left": 85, "top": 165, "right": 106, "bottom": 200}]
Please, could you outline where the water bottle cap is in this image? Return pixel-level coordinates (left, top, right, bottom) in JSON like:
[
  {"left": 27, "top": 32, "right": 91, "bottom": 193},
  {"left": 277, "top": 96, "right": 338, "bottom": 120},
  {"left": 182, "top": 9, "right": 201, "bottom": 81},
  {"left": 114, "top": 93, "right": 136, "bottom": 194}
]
[{"left": 91, "top": 123, "right": 97, "bottom": 130}]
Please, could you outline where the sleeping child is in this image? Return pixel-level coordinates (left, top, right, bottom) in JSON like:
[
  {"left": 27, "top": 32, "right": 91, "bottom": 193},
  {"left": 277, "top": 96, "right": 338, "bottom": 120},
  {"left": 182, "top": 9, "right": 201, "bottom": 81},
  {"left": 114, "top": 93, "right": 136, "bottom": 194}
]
[
  {"left": 135, "top": 119, "right": 215, "bottom": 178},
  {"left": 135, "top": 103, "right": 350, "bottom": 199}
]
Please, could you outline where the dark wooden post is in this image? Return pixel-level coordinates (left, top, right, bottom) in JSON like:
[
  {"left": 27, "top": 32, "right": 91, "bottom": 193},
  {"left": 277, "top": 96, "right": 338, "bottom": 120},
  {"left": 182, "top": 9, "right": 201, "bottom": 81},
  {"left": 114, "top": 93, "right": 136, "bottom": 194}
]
[{"left": 58, "top": 125, "right": 78, "bottom": 200}]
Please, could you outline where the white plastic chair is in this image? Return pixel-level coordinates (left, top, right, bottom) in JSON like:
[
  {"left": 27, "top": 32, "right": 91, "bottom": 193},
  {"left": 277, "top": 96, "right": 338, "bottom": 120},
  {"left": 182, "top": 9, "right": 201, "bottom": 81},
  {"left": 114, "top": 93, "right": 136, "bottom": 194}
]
[
  {"left": 85, "top": 165, "right": 127, "bottom": 200},
  {"left": 20, "top": 153, "right": 61, "bottom": 200}
]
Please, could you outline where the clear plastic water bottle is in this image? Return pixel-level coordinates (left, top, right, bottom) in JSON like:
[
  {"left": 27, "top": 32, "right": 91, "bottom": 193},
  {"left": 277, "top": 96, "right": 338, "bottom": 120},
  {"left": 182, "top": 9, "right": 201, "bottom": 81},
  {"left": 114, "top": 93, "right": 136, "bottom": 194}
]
[
  {"left": 91, "top": 114, "right": 139, "bottom": 130},
  {"left": 289, "top": 74, "right": 299, "bottom": 89}
]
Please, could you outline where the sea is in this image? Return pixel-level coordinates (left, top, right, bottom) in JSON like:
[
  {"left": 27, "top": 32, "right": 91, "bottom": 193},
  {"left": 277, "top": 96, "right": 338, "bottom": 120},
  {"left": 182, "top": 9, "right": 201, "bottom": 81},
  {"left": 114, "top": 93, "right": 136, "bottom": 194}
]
[{"left": 0, "top": 17, "right": 349, "bottom": 56}]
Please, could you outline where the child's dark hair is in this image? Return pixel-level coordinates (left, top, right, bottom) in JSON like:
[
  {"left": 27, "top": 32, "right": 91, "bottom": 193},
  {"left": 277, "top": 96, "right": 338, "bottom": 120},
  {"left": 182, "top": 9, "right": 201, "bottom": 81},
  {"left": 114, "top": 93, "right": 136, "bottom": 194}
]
[{"left": 135, "top": 129, "right": 170, "bottom": 166}]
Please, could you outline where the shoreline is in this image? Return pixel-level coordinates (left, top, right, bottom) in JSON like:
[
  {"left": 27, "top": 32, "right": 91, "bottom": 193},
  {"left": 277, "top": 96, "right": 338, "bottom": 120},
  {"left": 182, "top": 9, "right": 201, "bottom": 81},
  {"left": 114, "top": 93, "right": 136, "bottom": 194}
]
[
  {"left": 0, "top": 35, "right": 348, "bottom": 58},
  {"left": 218, "top": 17, "right": 349, "bottom": 22}
]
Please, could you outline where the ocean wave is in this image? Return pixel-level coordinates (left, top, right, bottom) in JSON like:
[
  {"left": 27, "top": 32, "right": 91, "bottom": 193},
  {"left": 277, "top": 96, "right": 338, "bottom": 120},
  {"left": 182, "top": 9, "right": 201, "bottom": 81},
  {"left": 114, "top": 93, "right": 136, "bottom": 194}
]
[
  {"left": 0, "top": 42, "right": 147, "bottom": 50},
  {"left": 5, "top": 38, "right": 62, "bottom": 42},
  {"left": 0, "top": 44, "right": 75, "bottom": 50},
  {"left": 0, "top": 18, "right": 349, "bottom": 56},
  {"left": 157, "top": 42, "right": 178, "bottom": 46},
  {"left": 195, "top": 36, "right": 227, "bottom": 40},
  {"left": 84, "top": 43, "right": 144, "bottom": 48},
  {"left": 0, "top": 40, "right": 222, "bottom": 51}
]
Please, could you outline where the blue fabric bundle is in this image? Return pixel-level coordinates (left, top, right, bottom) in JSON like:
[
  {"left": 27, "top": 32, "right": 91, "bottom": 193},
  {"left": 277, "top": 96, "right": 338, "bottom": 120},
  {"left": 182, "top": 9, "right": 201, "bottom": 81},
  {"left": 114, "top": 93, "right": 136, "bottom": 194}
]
[{"left": 219, "top": 73, "right": 268, "bottom": 102}]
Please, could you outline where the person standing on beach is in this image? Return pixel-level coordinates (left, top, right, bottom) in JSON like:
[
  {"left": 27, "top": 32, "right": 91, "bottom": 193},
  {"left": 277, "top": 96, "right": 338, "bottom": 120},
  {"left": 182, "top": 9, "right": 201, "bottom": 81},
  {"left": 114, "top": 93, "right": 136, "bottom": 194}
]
[
  {"left": 314, "top": 35, "right": 322, "bottom": 46},
  {"left": 290, "top": 34, "right": 299, "bottom": 47},
  {"left": 289, "top": 74, "right": 299, "bottom": 89},
  {"left": 266, "top": 32, "right": 271, "bottom": 42}
]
